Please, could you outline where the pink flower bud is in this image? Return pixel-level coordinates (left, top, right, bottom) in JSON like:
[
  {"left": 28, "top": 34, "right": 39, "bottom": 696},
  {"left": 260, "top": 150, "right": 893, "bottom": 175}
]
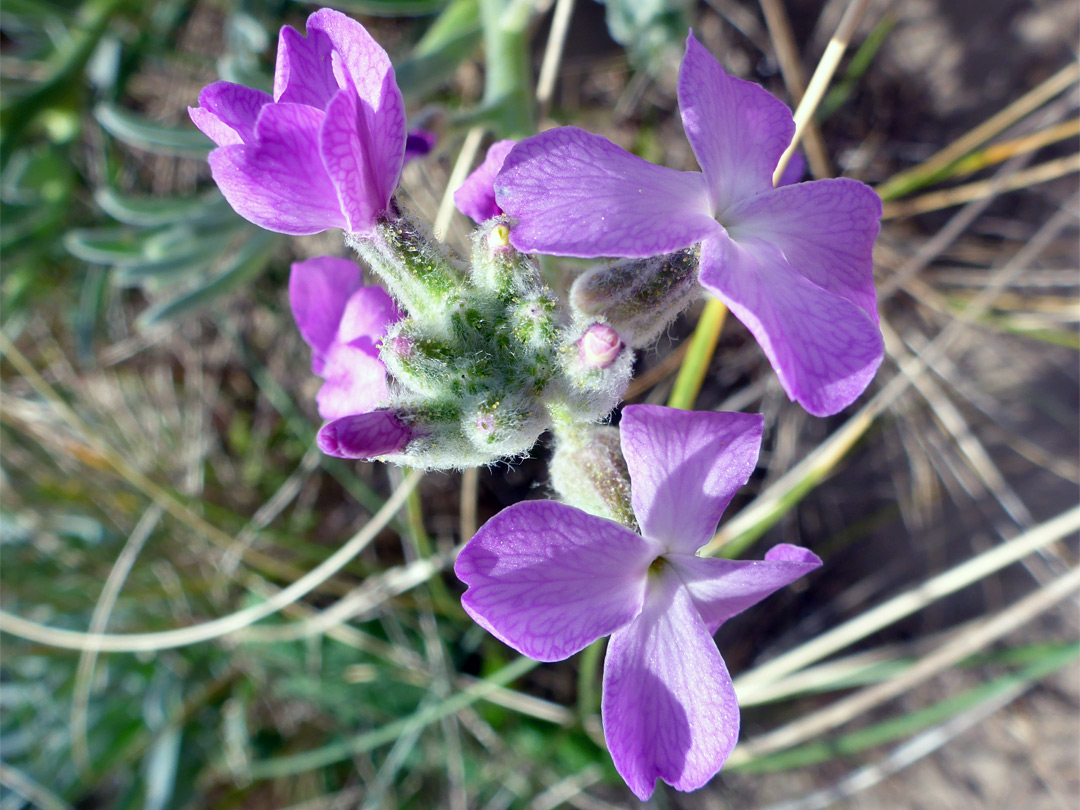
[{"left": 579, "top": 323, "right": 623, "bottom": 369}]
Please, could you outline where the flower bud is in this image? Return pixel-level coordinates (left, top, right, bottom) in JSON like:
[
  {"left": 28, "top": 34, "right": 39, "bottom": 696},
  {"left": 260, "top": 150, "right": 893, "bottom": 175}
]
[
  {"left": 469, "top": 216, "right": 542, "bottom": 296},
  {"left": 549, "top": 425, "right": 637, "bottom": 529},
  {"left": 570, "top": 248, "right": 701, "bottom": 348},
  {"left": 579, "top": 323, "right": 622, "bottom": 369}
]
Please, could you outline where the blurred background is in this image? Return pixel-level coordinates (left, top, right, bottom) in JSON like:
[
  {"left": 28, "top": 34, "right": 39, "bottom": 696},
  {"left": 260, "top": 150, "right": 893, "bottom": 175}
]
[{"left": 1, "top": 0, "right": 1077, "bottom": 807}]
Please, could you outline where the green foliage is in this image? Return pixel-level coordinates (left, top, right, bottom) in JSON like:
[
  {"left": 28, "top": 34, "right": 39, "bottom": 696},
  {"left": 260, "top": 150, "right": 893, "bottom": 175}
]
[{"left": 595, "top": 0, "right": 695, "bottom": 74}]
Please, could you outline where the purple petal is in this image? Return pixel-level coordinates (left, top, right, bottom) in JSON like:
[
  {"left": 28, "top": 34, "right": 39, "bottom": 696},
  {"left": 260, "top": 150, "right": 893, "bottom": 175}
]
[
  {"left": 699, "top": 233, "right": 883, "bottom": 417},
  {"left": 289, "top": 257, "right": 363, "bottom": 372},
  {"left": 725, "top": 178, "right": 883, "bottom": 322},
  {"left": 454, "top": 501, "right": 660, "bottom": 662},
  {"left": 602, "top": 570, "right": 739, "bottom": 800},
  {"left": 307, "top": 9, "right": 396, "bottom": 117},
  {"left": 668, "top": 544, "right": 822, "bottom": 634},
  {"left": 454, "top": 139, "right": 517, "bottom": 224},
  {"left": 337, "top": 285, "right": 401, "bottom": 351},
  {"left": 620, "top": 405, "right": 763, "bottom": 555},
  {"left": 494, "top": 126, "right": 717, "bottom": 258},
  {"left": 309, "top": 8, "right": 406, "bottom": 219},
  {"left": 189, "top": 82, "right": 273, "bottom": 147},
  {"left": 404, "top": 128, "right": 437, "bottom": 162},
  {"left": 679, "top": 32, "right": 795, "bottom": 213},
  {"left": 208, "top": 103, "right": 345, "bottom": 235},
  {"left": 317, "top": 411, "right": 410, "bottom": 459},
  {"left": 777, "top": 149, "right": 806, "bottom": 186},
  {"left": 320, "top": 81, "right": 403, "bottom": 236},
  {"left": 316, "top": 343, "right": 390, "bottom": 421},
  {"left": 274, "top": 24, "right": 338, "bottom": 108}
]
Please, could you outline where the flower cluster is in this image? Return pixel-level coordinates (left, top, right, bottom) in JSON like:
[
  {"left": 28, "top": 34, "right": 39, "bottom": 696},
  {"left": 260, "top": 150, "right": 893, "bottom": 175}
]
[{"left": 192, "top": 8, "right": 880, "bottom": 800}]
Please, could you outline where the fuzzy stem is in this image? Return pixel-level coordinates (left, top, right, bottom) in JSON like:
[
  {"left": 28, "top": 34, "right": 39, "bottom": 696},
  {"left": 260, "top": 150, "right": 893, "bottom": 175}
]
[{"left": 666, "top": 298, "right": 728, "bottom": 410}]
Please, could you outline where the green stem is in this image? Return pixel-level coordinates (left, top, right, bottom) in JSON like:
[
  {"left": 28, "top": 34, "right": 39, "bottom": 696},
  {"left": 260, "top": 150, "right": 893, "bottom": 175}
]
[
  {"left": 478, "top": 0, "right": 535, "bottom": 138},
  {"left": 404, "top": 477, "right": 463, "bottom": 619},
  {"left": 576, "top": 638, "right": 605, "bottom": 720},
  {"left": 667, "top": 298, "right": 728, "bottom": 410}
]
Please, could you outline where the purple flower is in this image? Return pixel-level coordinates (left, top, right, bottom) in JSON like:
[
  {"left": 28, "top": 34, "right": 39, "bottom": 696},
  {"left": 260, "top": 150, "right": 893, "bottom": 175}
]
[
  {"left": 454, "top": 404, "right": 821, "bottom": 799},
  {"left": 494, "top": 32, "right": 883, "bottom": 417},
  {"left": 454, "top": 139, "right": 517, "bottom": 224},
  {"left": 189, "top": 8, "right": 406, "bottom": 237},
  {"left": 289, "top": 256, "right": 410, "bottom": 458}
]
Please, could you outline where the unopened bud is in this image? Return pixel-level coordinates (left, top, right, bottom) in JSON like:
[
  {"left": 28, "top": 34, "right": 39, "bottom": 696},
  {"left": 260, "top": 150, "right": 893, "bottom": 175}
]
[
  {"left": 550, "top": 425, "right": 637, "bottom": 529},
  {"left": 579, "top": 323, "right": 622, "bottom": 369},
  {"left": 487, "top": 224, "right": 511, "bottom": 251},
  {"left": 571, "top": 249, "right": 701, "bottom": 348},
  {"left": 387, "top": 334, "right": 413, "bottom": 359}
]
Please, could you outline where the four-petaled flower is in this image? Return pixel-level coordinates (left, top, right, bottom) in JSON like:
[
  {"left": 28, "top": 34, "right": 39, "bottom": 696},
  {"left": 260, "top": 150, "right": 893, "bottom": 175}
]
[
  {"left": 455, "top": 404, "right": 821, "bottom": 799},
  {"left": 189, "top": 9, "right": 406, "bottom": 237},
  {"left": 495, "top": 32, "right": 884, "bottom": 416},
  {"left": 289, "top": 256, "right": 411, "bottom": 458}
]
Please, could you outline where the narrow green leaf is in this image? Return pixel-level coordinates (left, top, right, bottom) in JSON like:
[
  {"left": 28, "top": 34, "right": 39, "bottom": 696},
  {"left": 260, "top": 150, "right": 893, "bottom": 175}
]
[
  {"left": 94, "top": 187, "right": 229, "bottom": 227},
  {"left": 396, "top": 0, "right": 481, "bottom": 100},
  {"left": 137, "top": 230, "right": 278, "bottom": 326},
  {"left": 94, "top": 102, "right": 211, "bottom": 158}
]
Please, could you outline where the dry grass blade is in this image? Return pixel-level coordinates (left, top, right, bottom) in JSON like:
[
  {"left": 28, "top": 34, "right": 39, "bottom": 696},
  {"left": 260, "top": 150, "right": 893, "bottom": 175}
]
[
  {"left": 528, "top": 764, "right": 605, "bottom": 810},
  {"left": 434, "top": 125, "right": 486, "bottom": 242},
  {"left": 732, "top": 505, "right": 1080, "bottom": 702},
  {"left": 772, "top": 0, "right": 868, "bottom": 183},
  {"left": 0, "top": 471, "right": 423, "bottom": 652},
  {"left": 237, "top": 546, "right": 454, "bottom": 643},
  {"left": 71, "top": 504, "right": 164, "bottom": 774},
  {"left": 0, "top": 334, "right": 306, "bottom": 584},
  {"left": 460, "top": 466, "right": 480, "bottom": 541},
  {"left": 732, "top": 564, "right": 1080, "bottom": 762},
  {"left": 758, "top": 0, "right": 831, "bottom": 178},
  {"left": 748, "top": 664, "right": 1050, "bottom": 810},
  {"left": 880, "top": 320, "right": 1034, "bottom": 529},
  {"left": 0, "top": 762, "right": 74, "bottom": 810},
  {"left": 536, "top": 0, "right": 576, "bottom": 115},
  {"left": 876, "top": 61, "right": 1080, "bottom": 201},
  {"left": 882, "top": 153, "right": 1080, "bottom": 218}
]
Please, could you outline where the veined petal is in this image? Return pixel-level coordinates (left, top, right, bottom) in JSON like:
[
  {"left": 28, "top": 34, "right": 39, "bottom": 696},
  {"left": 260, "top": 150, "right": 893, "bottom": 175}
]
[
  {"left": 679, "top": 32, "right": 795, "bottom": 213},
  {"left": 189, "top": 82, "right": 273, "bottom": 146},
  {"left": 307, "top": 9, "right": 395, "bottom": 115},
  {"left": 776, "top": 149, "right": 805, "bottom": 187},
  {"left": 316, "top": 344, "right": 390, "bottom": 421},
  {"left": 669, "top": 544, "right": 822, "bottom": 634},
  {"left": 455, "top": 501, "right": 659, "bottom": 662},
  {"left": 454, "top": 139, "right": 517, "bottom": 224},
  {"left": 309, "top": 8, "right": 405, "bottom": 219},
  {"left": 317, "top": 411, "right": 410, "bottom": 458},
  {"left": 699, "top": 233, "right": 884, "bottom": 417},
  {"left": 620, "top": 405, "right": 763, "bottom": 555},
  {"left": 602, "top": 570, "right": 739, "bottom": 800},
  {"left": 274, "top": 24, "right": 338, "bottom": 108},
  {"left": 320, "top": 81, "right": 403, "bottom": 236},
  {"left": 208, "top": 103, "right": 346, "bottom": 235},
  {"left": 289, "top": 257, "right": 362, "bottom": 372},
  {"left": 726, "top": 178, "right": 882, "bottom": 322},
  {"left": 337, "top": 285, "right": 401, "bottom": 352},
  {"left": 495, "top": 126, "right": 717, "bottom": 258}
]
